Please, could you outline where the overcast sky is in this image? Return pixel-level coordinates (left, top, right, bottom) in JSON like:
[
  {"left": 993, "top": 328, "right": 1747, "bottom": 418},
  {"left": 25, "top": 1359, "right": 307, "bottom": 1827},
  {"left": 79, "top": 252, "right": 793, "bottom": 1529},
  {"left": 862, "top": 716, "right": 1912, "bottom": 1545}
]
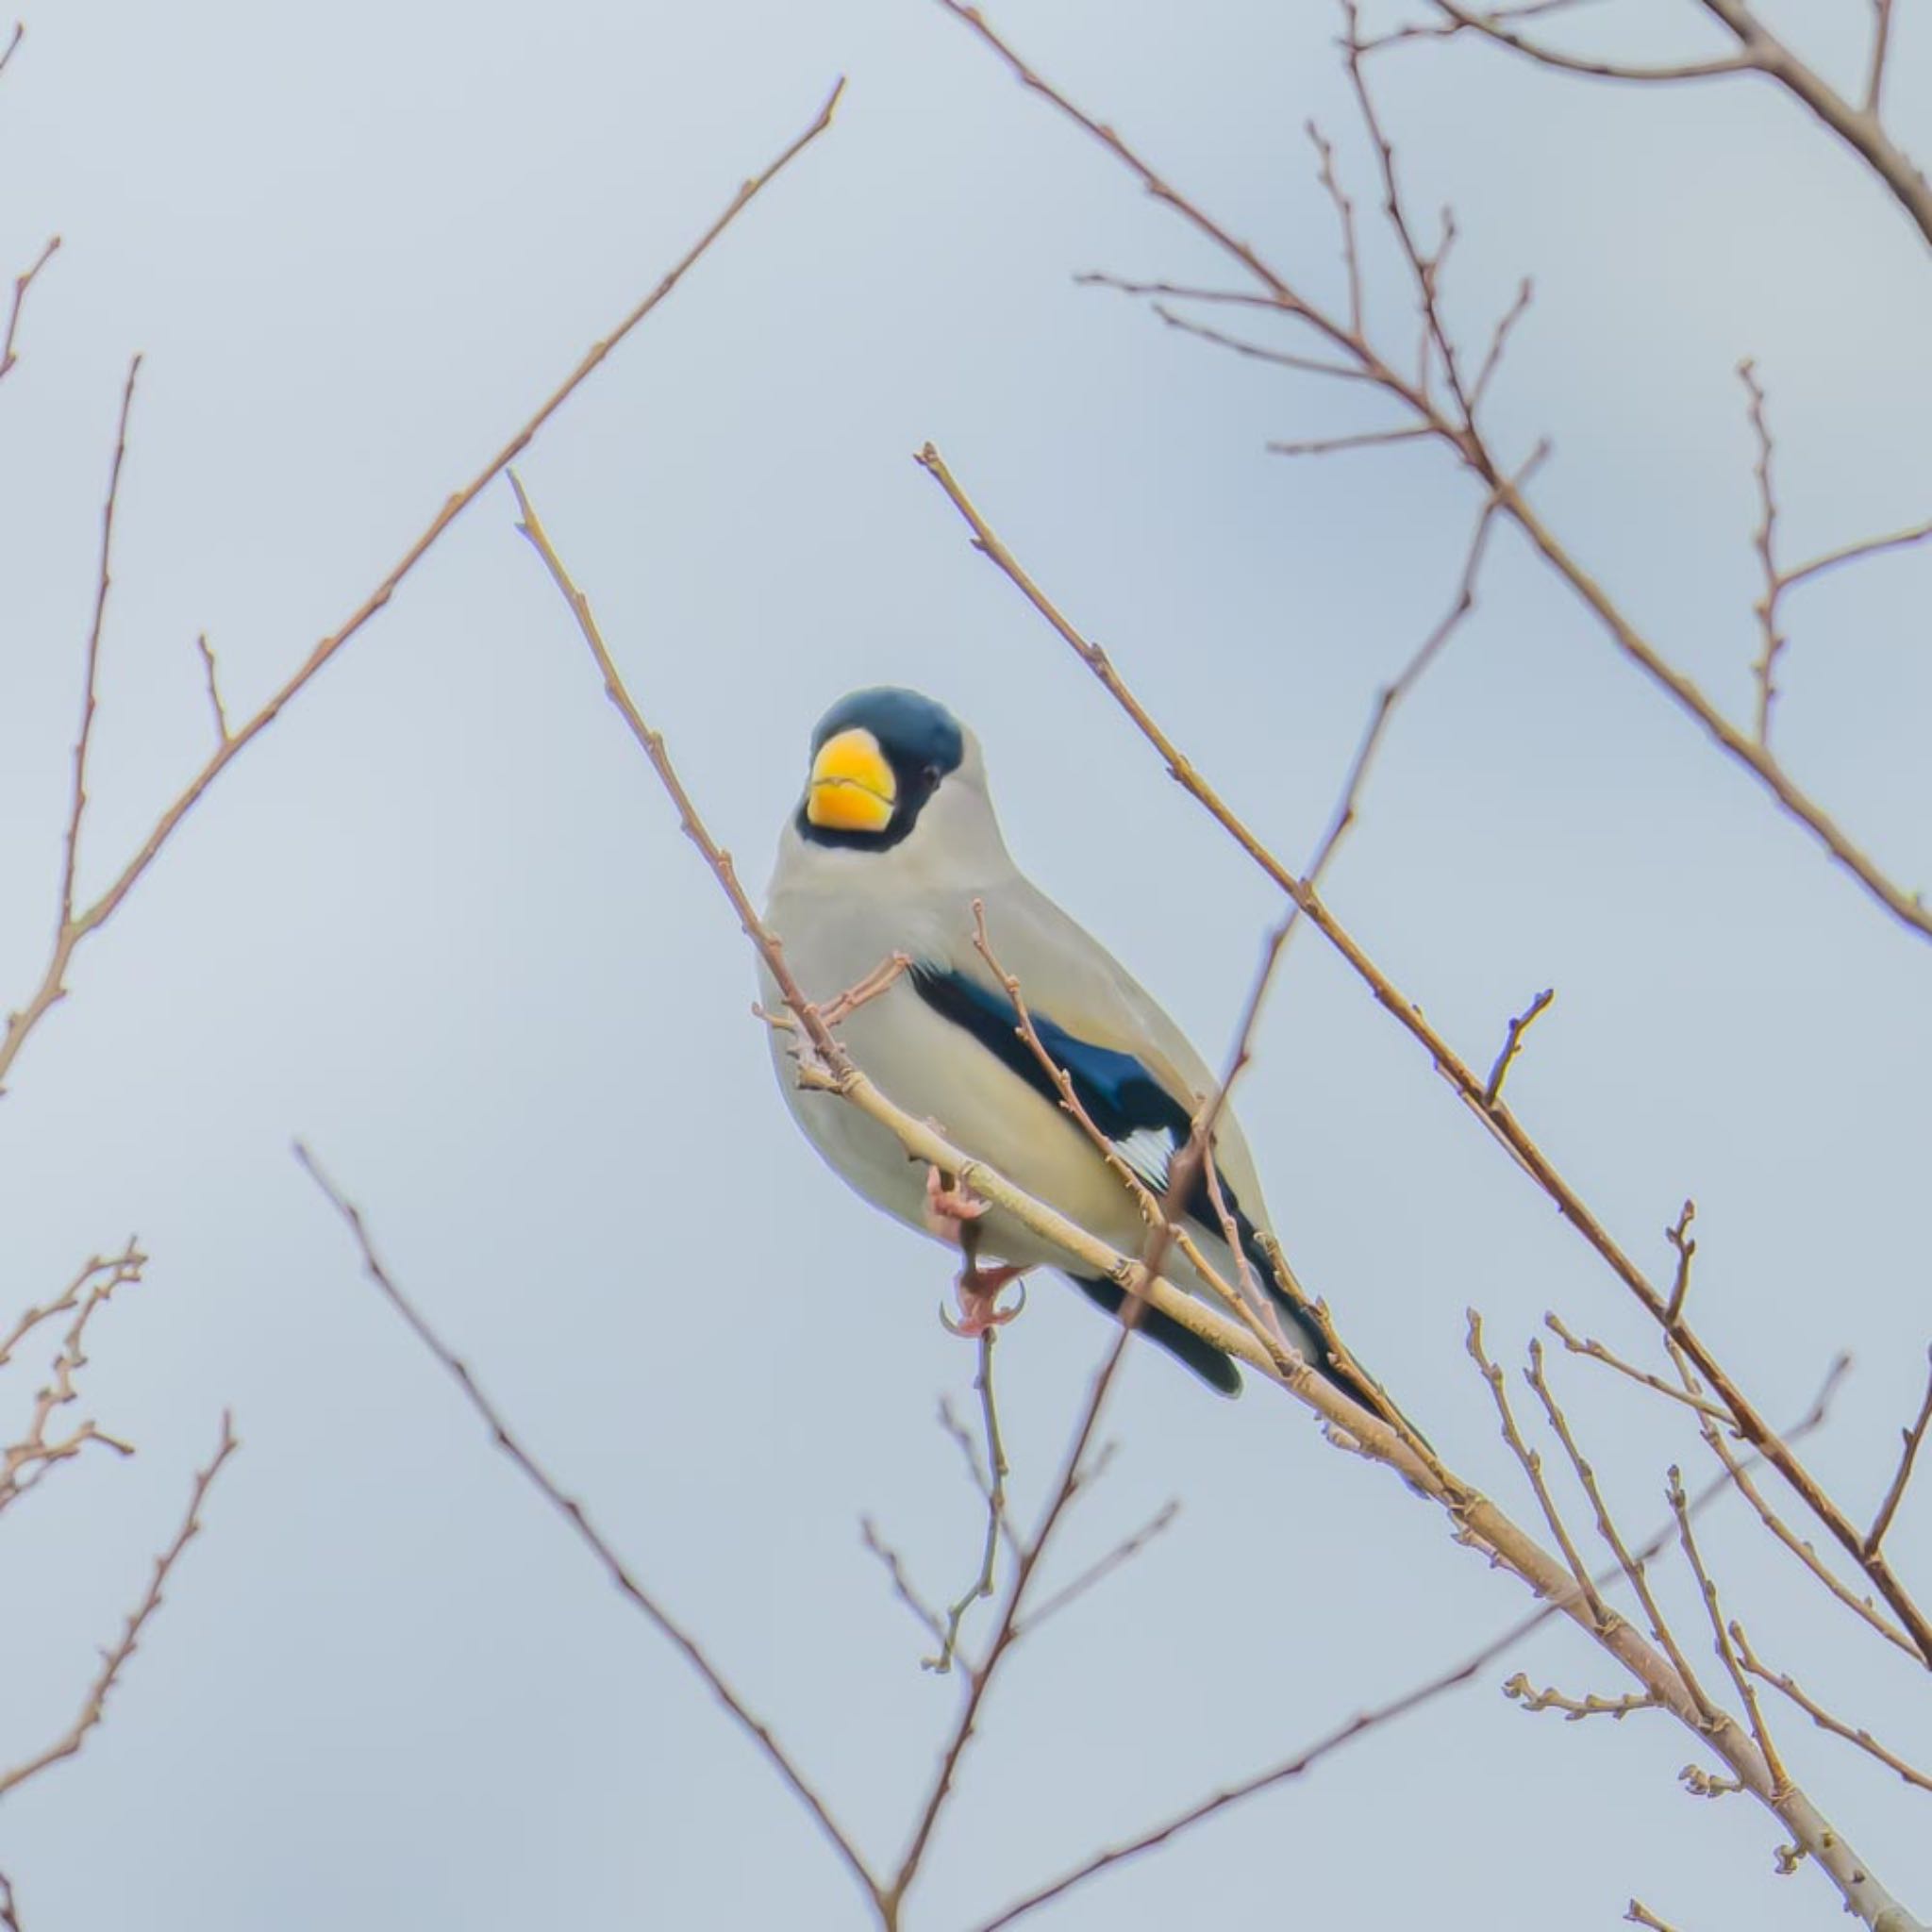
[{"left": 3, "top": 2, "right": 1930, "bottom": 1928}]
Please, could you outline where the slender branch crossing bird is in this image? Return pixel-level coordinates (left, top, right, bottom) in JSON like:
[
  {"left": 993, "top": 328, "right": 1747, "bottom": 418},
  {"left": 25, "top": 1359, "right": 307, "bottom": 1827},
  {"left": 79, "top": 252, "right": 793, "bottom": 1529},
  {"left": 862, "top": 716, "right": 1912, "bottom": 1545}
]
[{"left": 762, "top": 686, "right": 1386, "bottom": 1407}]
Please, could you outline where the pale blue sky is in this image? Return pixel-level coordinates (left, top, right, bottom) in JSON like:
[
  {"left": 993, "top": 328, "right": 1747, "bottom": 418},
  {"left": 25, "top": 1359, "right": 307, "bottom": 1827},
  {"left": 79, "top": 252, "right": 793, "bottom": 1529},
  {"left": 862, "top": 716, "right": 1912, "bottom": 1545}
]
[{"left": 3, "top": 2, "right": 1929, "bottom": 1927}]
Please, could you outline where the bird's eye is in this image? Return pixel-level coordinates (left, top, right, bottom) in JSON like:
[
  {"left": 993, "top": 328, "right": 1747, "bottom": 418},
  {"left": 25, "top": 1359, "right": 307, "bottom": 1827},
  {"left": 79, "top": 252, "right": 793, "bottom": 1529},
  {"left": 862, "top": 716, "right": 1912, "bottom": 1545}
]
[{"left": 922, "top": 762, "right": 941, "bottom": 787}]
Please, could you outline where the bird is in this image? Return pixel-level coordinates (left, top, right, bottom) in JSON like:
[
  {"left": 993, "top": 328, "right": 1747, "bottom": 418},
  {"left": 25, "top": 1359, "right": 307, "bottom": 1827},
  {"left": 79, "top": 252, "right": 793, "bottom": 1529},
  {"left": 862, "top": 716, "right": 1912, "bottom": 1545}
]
[{"left": 761, "top": 685, "right": 1388, "bottom": 1409}]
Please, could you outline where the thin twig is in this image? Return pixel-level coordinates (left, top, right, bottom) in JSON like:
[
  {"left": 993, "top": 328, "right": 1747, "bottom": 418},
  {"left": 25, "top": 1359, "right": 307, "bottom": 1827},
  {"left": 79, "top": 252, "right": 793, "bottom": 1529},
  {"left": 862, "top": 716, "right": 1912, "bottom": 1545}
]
[
  {"left": 1733, "top": 1621, "right": 1932, "bottom": 1794},
  {"left": 0, "top": 1412, "right": 238, "bottom": 1800},
  {"left": 1524, "top": 1341, "right": 1723, "bottom": 1727},
  {"left": 1018, "top": 1499, "right": 1181, "bottom": 1636},
  {"left": 193, "top": 634, "right": 231, "bottom": 743},
  {"left": 1502, "top": 1674, "right": 1654, "bottom": 1720},
  {"left": 0, "top": 234, "right": 59, "bottom": 385},
  {"left": 1739, "top": 360, "right": 1787, "bottom": 742},
  {"left": 0, "top": 78, "right": 843, "bottom": 1098},
  {"left": 59, "top": 356, "right": 142, "bottom": 932},
  {"left": 1483, "top": 987, "right": 1553, "bottom": 1106},
  {"left": 295, "top": 1144, "right": 882, "bottom": 1910},
  {"left": 1543, "top": 1313, "right": 1728, "bottom": 1424},
  {"left": 925, "top": 1332, "right": 1008, "bottom": 1674},
  {"left": 1669, "top": 1466, "right": 1788, "bottom": 1791},
  {"left": 1626, "top": 1903, "right": 1689, "bottom": 1932},
  {"left": 1467, "top": 1312, "right": 1609, "bottom": 1625},
  {"left": 1692, "top": 1383, "right": 1920, "bottom": 1659},
  {"left": 1783, "top": 515, "right": 1932, "bottom": 590},
  {"left": 1665, "top": 1200, "right": 1696, "bottom": 1324},
  {"left": 1866, "top": 1345, "right": 1932, "bottom": 1555}
]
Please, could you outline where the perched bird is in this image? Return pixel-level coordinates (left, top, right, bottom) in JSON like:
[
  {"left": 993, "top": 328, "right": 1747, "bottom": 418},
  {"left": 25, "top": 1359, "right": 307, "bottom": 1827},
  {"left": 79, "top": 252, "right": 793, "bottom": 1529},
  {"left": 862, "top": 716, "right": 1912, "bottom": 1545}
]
[{"left": 762, "top": 686, "right": 1384, "bottom": 1407}]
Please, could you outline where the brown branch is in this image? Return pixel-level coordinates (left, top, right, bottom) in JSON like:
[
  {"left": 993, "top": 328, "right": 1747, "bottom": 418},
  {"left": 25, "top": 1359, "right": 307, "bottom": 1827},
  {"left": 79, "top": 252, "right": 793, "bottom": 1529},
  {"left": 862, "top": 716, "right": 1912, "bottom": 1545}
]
[
  {"left": 1307, "top": 120, "right": 1364, "bottom": 336},
  {"left": 1783, "top": 515, "right": 1932, "bottom": 590},
  {"left": 1483, "top": 987, "right": 1553, "bottom": 1106},
  {"left": 1018, "top": 1498, "right": 1180, "bottom": 1637},
  {"left": 859, "top": 1518, "right": 946, "bottom": 1647},
  {"left": 1269, "top": 424, "right": 1430, "bottom": 458},
  {"left": 1691, "top": 1386, "right": 1921, "bottom": 1660},
  {"left": 0, "top": 77, "right": 843, "bottom": 1099},
  {"left": 1543, "top": 1313, "right": 1728, "bottom": 1424},
  {"left": 925, "top": 1331, "right": 1009, "bottom": 1674},
  {"left": 193, "top": 633, "right": 231, "bottom": 743},
  {"left": 1867, "top": 1346, "right": 1932, "bottom": 1555},
  {"left": 1419, "top": 3, "right": 1749, "bottom": 81},
  {"left": 295, "top": 1144, "right": 882, "bottom": 1911},
  {"left": 1664, "top": 1200, "right": 1696, "bottom": 1323},
  {"left": 0, "top": 1412, "right": 237, "bottom": 1800},
  {"left": 1868, "top": 0, "right": 1895, "bottom": 113},
  {"left": 1739, "top": 360, "right": 1788, "bottom": 741},
  {"left": 59, "top": 356, "right": 142, "bottom": 933},
  {"left": 0, "top": 20, "right": 21, "bottom": 79},
  {"left": 1695, "top": 0, "right": 1932, "bottom": 250},
  {"left": 2, "top": 1242, "right": 147, "bottom": 1513},
  {"left": 1524, "top": 1341, "right": 1723, "bottom": 1727},
  {"left": 1502, "top": 1673, "right": 1655, "bottom": 1721},
  {"left": 1626, "top": 1903, "right": 1690, "bottom": 1932},
  {"left": 1733, "top": 1621, "right": 1932, "bottom": 1795},
  {"left": 1669, "top": 1466, "right": 1789, "bottom": 1792},
  {"left": 977, "top": 1356, "right": 1850, "bottom": 1927},
  {"left": 1468, "top": 1312, "right": 1609, "bottom": 1625},
  {"left": 0, "top": 234, "right": 58, "bottom": 386},
  {"left": 910, "top": 390, "right": 1932, "bottom": 1667},
  {"left": 942, "top": 0, "right": 1932, "bottom": 958},
  {"left": 515, "top": 457, "right": 1918, "bottom": 1927},
  {"left": 1149, "top": 302, "right": 1370, "bottom": 383}
]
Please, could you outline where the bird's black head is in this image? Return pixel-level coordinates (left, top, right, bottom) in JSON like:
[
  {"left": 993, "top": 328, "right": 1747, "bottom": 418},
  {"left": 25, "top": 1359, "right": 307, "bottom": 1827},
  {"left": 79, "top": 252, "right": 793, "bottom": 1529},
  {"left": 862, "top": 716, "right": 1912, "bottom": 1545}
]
[{"left": 795, "top": 688, "right": 967, "bottom": 851}]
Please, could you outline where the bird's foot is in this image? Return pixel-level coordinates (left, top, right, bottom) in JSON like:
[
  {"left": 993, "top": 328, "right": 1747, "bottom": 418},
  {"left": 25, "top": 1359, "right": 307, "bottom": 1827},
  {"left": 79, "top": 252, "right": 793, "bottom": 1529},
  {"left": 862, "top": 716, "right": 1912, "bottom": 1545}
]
[
  {"left": 940, "top": 1263, "right": 1030, "bottom": 1339},
  {"left": 924, "top": 1163, "right": 991, "bottom": 1242}
]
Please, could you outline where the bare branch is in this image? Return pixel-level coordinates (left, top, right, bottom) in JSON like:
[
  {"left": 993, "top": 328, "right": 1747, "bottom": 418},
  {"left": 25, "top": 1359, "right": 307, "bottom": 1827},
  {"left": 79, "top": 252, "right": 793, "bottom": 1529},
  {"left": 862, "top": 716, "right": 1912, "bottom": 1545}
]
[
  {"left": 1544, "top": 1313, "right": 1729, "bottom": 1424},
  {"left": 1868, "top": 0, "right": 1895, "bottom": 112},
  {"left": 1524, "top": 1341, "right": 1723, "bottom": 1726},
  {"left": 925, "top": 1332, "right": 1010, "bottom": 1674},
  {"left": 1739, "top": 361, "right": 1788, "bottom": 742},
  {"left": 1735, "top": 1620, "right": 1932, "bottom": 1794},
  {"left": 0, "top": 1412, "right": 238, "bottom": 1800},
  {"left": 296, "top": 1144, "right": 882, "bottom": 1910},
  {"left": 1483, "top": 986, "right": 1553, "bottom": 1106},
  {"left": 1783, "top": 515, "right": 1932, "bottom": 591},
  {"left": 1307, "top": 120, "right": 1364, "bottom": 335},
  {"left": 1665, "top": 1200, "right": 1696, "bottom": 1324},
  {"left": 1269, "top": 424, "right": 1431, "bottom": 458},
  {"left": 0, "top": 234, "right": 58, "bottom": 386},
  {"left": 1627, "top": 1902, "right": 1690, "bottom": 1932},
  {"left": 1692, "top": 1386, "right": 1922, "bottom": 1660},
  {"left": 1417, "top": 3, "right": 1749, "bottom": 81},
  {"left": 1502, "top": 1673, "right": 1655, "bottom": 1721},
  {"left": 0, "top": 77, "right": 844, "bottom": 1097},
  {"left": 193, "top": 634, "right": 231, "bottom": 744},
  {"left": 1866, "top": 1345, "right": 1932, "bottom": 1556},
  {"left": 1019, "top": 1499, "right": 1181, "bottom": 1637},
  {"left": 1468, "top": 1312, "right": 1609, "bottom": 1625},
  {"left": 59, "top": 356, "right": 142, "bottom": 933},
  {"left": 1669, "top": 1466, "right": 1788, "bottom": 1791}
]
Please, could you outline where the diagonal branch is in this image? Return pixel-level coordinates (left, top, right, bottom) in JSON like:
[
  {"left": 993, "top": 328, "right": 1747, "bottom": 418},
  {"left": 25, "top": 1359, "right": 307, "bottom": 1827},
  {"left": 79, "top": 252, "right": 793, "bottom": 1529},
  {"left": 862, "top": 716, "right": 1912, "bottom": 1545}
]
[
  {"left": 0, "top": 1412, "right": 237, "bottom": 1800},
  {"left": 296, "top": 1146, "right": 883, "bottom": 1912},
  {"left": 0, "top": 77, "right": 843, "bottom": 1098}
]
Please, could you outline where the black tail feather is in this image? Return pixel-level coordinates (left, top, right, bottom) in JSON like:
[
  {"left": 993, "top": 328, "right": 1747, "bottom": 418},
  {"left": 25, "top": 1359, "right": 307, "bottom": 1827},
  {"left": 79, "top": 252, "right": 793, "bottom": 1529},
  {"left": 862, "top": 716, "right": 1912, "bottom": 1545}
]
[{"left": 1066, "top": 1274, "right": 1242, "bottom": 1397}]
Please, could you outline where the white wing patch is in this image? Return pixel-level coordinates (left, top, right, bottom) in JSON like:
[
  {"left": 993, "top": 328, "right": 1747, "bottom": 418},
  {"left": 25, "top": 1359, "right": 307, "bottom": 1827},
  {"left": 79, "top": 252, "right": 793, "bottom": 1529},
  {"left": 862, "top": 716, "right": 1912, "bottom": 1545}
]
[{"left": 1113, "top": 1124, "right": 1179, "bottom": 1193}]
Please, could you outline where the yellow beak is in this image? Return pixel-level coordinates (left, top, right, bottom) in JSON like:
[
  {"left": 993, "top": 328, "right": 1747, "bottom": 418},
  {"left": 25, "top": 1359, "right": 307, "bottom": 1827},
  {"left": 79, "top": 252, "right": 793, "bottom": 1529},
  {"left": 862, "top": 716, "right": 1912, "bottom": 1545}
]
[{"left": 807, "top": 727, "right": 896, "bottom": 833}]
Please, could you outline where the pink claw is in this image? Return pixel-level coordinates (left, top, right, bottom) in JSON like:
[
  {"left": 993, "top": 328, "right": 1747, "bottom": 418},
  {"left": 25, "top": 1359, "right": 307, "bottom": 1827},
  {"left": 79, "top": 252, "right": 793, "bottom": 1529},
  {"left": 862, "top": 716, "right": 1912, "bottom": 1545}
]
[
  {"left": 924, "top": 1163, "right": 991, "bottom": 1242},
  {"left": 939, "top": 1265, "right": 1029, "bottom": 1339}
]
